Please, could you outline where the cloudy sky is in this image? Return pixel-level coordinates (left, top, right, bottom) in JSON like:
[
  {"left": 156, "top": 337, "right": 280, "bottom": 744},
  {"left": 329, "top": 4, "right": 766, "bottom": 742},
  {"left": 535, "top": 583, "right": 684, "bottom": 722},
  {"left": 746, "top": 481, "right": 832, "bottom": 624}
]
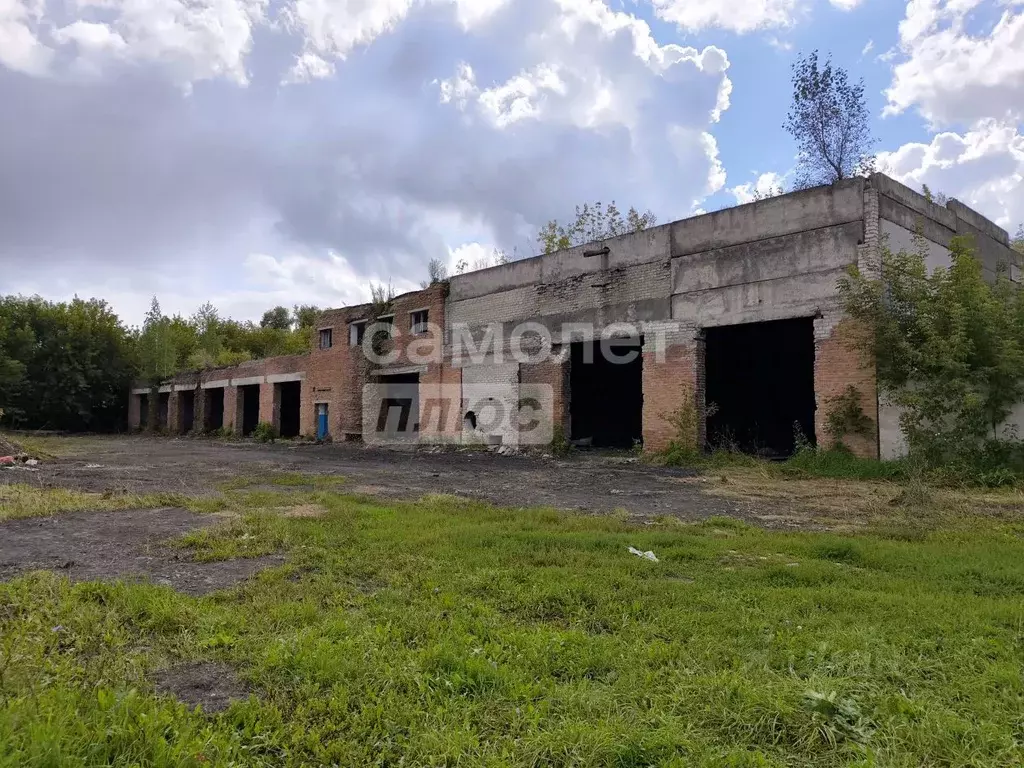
[{"left": 1, "top": 0, "right": 1022, "bottom": 325}]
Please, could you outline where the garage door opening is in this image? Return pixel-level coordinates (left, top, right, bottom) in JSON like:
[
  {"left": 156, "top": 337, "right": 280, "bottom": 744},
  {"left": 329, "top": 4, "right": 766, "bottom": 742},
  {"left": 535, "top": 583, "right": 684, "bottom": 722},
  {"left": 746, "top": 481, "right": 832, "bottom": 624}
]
[
  {"left": 238, "top": 384, "right": 260, "bottom": 436},
  {"left": 204, "top": 388, "right": 225, "bottom": 432},
  {"left": 179, "top": 391, "right": 195, "bottom": 433},
  {"left": 569, "top": 337, "right": 643, "bottom": 449},
  {"left": 158, "top": 393, "right": 170, "bottom": 430},
  {"left": 276, "top": 381, "right": 302, "bottom": 438},
  {"left": 704, "top": 317, "right": 815, "bottom": 458},
  {"left": 374, "top": 373, "right": 419, "bottom": 442},
  {"left": 138, "top": 394, "right": 149, "bottom": 429}
]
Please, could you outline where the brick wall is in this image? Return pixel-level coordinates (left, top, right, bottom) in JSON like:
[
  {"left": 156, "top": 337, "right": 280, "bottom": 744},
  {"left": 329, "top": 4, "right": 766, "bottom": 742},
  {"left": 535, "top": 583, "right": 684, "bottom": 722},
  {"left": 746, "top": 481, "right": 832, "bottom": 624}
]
[
  {"left": 520, "top": 357, "right": 569, "bottom": 442},
  {"left": 642, "top": 342, "right": 698, "bottom": 452},
  {"left": 813, "top": 315, "right": 878, "bottom": 458},
  {"left": 132, "top": 354, "right": 308, "bottom": 435},
  {"left": 303, "top": 284, "right": 446, "bottom": 441}
]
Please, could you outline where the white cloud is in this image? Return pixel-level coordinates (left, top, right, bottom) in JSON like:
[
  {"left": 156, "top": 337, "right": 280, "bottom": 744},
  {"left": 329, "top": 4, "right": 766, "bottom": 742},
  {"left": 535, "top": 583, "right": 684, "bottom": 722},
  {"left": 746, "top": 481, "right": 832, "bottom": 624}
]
[
  {"left": 649, "top": 0, "right": 801, "bottom": 33},
  {"left": 729, "top": 171, "right": 787, "bottom": 204},
  {"left": 247, "top": 251, "right": 419, "bottom": 306},
  {"left": 284, "top": 52, "right": 334, "bottom": 83},
  {"left": 861, "top": 38, "right": 874, "bottom": 56},
  {"left": 14, "top": 0, "right": 267, "bottom": 85},
  {"left": 885, "top": 0, "right": 1024, "bottom": 126},
  {"left": 830, "top": 0, "right": 863, "bottom": 9},
  {"left": 447, "top": 242, "right": 501, "bottom": 274},
  {"left": 1, "top": 0, "right": 738, "bottom": 321},
  {"left": 0, "top": 0, "right": 52, "bottom": 75},
  {"left": 452, "top": 0, "right": 508, "bottom": 28},
  {"left": 438, "top": 62, "right": 477, "bottom": 109},
  {"left": 439, "top": 1, "right": 731, "bottom": 133},
  {"left": 877, "top": 119, "right": 1024, "bottom": 230},
  {"left": 436, "top": 0, "right": 732, "bottom": 205}
]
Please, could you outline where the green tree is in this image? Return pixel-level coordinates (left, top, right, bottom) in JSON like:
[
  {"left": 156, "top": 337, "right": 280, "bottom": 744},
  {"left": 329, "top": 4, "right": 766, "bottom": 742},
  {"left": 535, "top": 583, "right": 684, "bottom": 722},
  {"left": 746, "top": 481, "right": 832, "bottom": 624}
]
[
  {"left": 0, "top": 295, "right": 134, "bottom": 431},
  {"left": 187, "top": 302, "right": 224, "bottom": 369},
  {"left": 538, "top": 201, "right": 657, "bottom": 255},
  {"left": 260, "top": 306, "right": 292, "bottom": 330},
  {"left": 785, "top": 51, "right": 875, "bottom": 188},
  {"left": 840, "top": 233, "right": 1024, "bottom": 470},
  {"left": 293, "top": 305, "right": 321, "bottom": 329},
  {"left": 1013, "top": 224, "right": 1023, "bottom": 255},
  {"left": 137, "top": 298, "right": 177, "bottom": 384}
]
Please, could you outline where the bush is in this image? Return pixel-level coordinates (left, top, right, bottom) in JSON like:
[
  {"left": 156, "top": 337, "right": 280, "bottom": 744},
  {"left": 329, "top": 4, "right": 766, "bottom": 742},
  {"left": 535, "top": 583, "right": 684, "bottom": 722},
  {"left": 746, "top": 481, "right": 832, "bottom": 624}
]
[
  {"left": 252, "top": 422, "right": 278, "bottom": 443},
  {"left": 658, "top": 383, "right": 702, "bottom": 466},
  {"left": 840, "top": 233, "right": 1024, "bottom": 480},
  {"left": 550, "top": 425, "right": 572, "bottom": 457},
  {"left": 785, "top": 445, "right": 908, "bottom": 481}
]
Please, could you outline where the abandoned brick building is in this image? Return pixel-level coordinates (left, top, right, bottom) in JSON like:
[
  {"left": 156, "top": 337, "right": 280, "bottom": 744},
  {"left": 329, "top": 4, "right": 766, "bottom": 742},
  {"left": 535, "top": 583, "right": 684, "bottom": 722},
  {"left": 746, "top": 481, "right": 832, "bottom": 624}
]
[{"left": 130, "top": 173, "right": 1021, "bottom": 459}]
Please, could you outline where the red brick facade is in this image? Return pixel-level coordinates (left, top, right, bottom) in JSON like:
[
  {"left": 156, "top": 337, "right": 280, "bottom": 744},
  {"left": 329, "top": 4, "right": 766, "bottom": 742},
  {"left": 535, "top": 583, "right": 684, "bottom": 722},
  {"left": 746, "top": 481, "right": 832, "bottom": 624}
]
[
  {"left": 813, "top": 319, "right": 879, "bottom": 458},
  {"left": 641, "top": 342, "right": 699, "bottom": 453},
  {"left": 130, "top": 290, "right": 881, "bottom": 457}
]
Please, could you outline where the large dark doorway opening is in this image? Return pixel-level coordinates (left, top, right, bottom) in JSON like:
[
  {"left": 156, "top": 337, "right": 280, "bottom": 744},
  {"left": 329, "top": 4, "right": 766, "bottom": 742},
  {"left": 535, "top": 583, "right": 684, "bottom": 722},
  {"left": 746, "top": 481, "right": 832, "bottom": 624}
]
[
  {"left": 158, "top": 393, "right": 170, "bottom": 430},
  {"left": 238, "top": 385, "right": 260, "bottom": 436},
  {"left": 569, "top": 337, "right": 643, "bottom": 449},
  {"left": 138, "top": 394, "right": 149, "bottom": 429},
  {"left": 374, "top": 373, "right": 419, "bottom": 442},
  {"left": 704, "top": 317, "right": 815, "bottom": 458},
  {"left": 277, "top": 381, "right": 301, "bottom": 438},
  {"left": 179, "top": 391, "right": 195, "bottom": 433},
  {"left": 204, "top": 388, "right": 225, "bottom": 432}
]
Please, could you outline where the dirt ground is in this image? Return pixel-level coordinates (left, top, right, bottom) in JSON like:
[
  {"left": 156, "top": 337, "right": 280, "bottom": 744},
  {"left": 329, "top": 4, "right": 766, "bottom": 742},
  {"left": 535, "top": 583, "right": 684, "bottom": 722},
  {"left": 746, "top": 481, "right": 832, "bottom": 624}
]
[
  {"left": 0, "top": 506, "right": 283, "bottom": 595},
  {"left": 4, "top": 435, "right": 764, "bottom": 520},
  {"left": 151, "top": 661, "right": 250, "bottom": 713}
]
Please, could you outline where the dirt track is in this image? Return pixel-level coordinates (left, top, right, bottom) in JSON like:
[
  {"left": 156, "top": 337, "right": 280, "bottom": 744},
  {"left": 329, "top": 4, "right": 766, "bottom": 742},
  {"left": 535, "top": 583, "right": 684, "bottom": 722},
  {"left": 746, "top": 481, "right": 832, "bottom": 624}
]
[
  {"left": 0, "top": 506, "right": 283, "bottom": 595},
  {"left": 4, "top": 436, "right": 761, "bottom": 521}
]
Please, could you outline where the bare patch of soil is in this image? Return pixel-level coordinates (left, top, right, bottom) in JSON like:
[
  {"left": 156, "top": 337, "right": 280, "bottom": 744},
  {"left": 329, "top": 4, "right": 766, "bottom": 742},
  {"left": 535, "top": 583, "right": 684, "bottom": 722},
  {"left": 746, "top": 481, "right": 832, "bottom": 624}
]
[
  {"left": 151, "top": 661, "right": 249, "bottom": 713},
  {"left": 0, "top": 507, "right": 284, "bottom": 595},
  {"left": 284, "top": 503, "right": 327, "bottom": 518},
  {"left": 3, "top": 437, "right": 767, "bottom": 524}
]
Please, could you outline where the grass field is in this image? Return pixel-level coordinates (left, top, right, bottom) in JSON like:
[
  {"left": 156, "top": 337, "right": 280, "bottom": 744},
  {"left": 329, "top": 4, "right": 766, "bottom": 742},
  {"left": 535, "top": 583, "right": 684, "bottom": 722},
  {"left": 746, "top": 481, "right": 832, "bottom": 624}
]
[{"left": 1, "top": 477, "right": 1023, "bottom": 766}]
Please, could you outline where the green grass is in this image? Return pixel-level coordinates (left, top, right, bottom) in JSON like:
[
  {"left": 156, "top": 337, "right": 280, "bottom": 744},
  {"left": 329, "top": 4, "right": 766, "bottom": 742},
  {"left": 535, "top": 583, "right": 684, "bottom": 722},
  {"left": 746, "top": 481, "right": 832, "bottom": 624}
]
[
  {"left": 0, "top": 485, "right": 230, "bottom": 522},
  {"left": 2, "top": 483, "right": 1024, "bottom": 766}
]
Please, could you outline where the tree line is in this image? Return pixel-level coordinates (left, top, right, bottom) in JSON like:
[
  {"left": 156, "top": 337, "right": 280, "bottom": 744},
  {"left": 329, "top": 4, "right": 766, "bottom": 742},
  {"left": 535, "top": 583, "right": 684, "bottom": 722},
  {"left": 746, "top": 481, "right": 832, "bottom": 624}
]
[{"left": 0, "top": 297, "right": 321, "bottom": 431}]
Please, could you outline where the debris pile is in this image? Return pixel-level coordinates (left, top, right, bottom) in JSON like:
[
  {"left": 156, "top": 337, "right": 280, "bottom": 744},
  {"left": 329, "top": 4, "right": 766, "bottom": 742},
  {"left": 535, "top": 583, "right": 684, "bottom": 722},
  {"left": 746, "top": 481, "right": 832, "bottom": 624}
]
[{"left": 0, "top": 435, "right": 42, "bottom": 470}]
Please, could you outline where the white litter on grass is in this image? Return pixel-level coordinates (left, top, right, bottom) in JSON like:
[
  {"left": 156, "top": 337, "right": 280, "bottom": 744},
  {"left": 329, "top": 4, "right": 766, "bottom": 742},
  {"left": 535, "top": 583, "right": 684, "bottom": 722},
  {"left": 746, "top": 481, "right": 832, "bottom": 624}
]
[{"left": 628, "top": 546, "right": 659, "bottom": 563}]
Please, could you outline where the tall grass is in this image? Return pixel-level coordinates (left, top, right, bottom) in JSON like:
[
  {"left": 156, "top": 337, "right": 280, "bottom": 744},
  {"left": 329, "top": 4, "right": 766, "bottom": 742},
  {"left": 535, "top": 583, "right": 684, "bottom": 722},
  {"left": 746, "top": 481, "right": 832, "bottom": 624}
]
[{"left": 2, "top": 484, "right": 1023, "bottom": 766}]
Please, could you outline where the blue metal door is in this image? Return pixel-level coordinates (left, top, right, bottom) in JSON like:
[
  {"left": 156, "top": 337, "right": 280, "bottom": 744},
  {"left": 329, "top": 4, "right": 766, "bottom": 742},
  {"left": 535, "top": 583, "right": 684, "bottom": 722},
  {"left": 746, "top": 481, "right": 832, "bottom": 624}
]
[{"left": 316, "top": 403, "right": 328, "bottom": 440}]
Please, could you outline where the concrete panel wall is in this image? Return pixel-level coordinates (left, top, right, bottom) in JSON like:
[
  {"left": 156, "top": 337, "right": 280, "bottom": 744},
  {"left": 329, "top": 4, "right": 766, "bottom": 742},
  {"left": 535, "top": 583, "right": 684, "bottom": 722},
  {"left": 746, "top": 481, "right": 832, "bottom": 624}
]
[
  {"left": 670, "top": 178, "right": 865, "bottom": 257},
  {"left": 449, "top": 226, "right": 672, "bottom": 302},
  {"left": 880, "top": 219, "right": 951, "bottom": 274},
  {"left": 672, "top": 222, "right": 861, "bottom": 295},
  {"left": 448, "top": 260, "right": 672, "bottom": 339},
  {"left": 671, "top": 269, "right": 846, "bottom": 328}
]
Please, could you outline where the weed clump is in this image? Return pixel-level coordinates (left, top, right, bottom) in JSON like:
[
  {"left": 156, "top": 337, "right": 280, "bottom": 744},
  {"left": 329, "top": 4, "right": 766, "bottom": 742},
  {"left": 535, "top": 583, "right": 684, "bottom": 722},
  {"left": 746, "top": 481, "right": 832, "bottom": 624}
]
[{"left": 252, "top": 422, "right": 278, "bottom": 443}]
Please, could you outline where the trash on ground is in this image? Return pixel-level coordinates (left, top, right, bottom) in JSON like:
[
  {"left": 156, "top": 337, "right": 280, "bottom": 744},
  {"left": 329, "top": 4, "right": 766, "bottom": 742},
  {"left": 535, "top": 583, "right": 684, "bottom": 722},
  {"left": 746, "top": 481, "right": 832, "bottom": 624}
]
[
  {"left": 0, "top": 456, "right": 14, "bottom": 466},
  {"left": 24, "top": 458, "right": 39, "bottom": 466},
  {"left": 628, "top": 546, "right": 659, "bottom": 562}
]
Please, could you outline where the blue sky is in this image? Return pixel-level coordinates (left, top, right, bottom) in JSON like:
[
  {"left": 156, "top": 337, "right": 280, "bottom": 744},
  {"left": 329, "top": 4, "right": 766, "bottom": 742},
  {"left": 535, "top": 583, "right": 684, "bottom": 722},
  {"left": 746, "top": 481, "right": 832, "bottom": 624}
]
[{"left": 1, "top": 0, "right": 1021, "bottom": 325}]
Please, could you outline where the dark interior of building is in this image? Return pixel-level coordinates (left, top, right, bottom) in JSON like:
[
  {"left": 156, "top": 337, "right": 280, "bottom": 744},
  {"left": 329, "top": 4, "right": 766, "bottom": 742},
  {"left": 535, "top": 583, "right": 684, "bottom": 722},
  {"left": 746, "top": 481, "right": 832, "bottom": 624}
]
[
  {"left": 375, "top": 373, "right": 419, "bottom": 439},
  {"left": 158, "top": 393, "right": 170, "bottom": 430},
  {"left": 205, "top": 388, "right": 225, "bottom": 432},
  {"left": 704, "top": 317, "right": 816, "bottom": 458},
  {"left": 239, "top": 384, "right": 260, "bottom": 436},
  {"left": 138, "top": 394, "right": 149, "bottom": 428},
  {"left": 179, "top": 390, "right": 195, "bottom": 433},
  {"left": 278, "top": 381, "right": 302, "bottom": 438},
  {"left": 570, "top": 338, "right": 643, "bottom": 449}
]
